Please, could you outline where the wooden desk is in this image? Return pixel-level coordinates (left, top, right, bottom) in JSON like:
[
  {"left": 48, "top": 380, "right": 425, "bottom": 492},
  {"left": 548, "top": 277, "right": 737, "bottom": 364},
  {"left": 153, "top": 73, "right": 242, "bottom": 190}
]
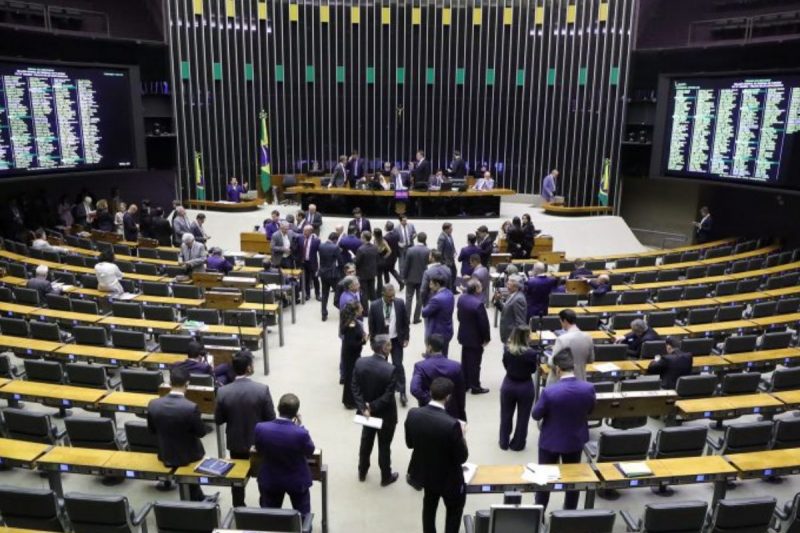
[
  {"left": 53, "top": 344, "right": 148, "bottom": 365},
  {"left": 158, "top": 385, "right": 215, "bottom": 415},
  {"left": 715, "top": 292, "right": 770, "bottom": 304},
  {"left": 117, "top": 254, "right": 178, "bottom": 266},
  {"left": 764, "top": 286, "right": 800, "bottom": 298},
  {"left": 530, "top": 331, "right": 612, "bottom": 343},
  {"left": 626, "top": 275, "right": 734, "bottom": 291},
  {"left": 103, "top": 450, "right": 173, "bottom": 480},
  {"left": 186, "top": 198, "right": 263, "bottom": 211},
  {"left": 141, "top": 352, "right": 186, "bottom": 369},
  {"left": 97, "top": 391, "right": 158, "bottom": 415},
  {"left": 582, "top": 304, "right": 657, "bottom": 314},
  {"left": 0, "top": 381, "right": 107, "bottom": 409},
  {"left": 750, "top": 313, "right": 800, "bottom": 328},
  {"left": 676, "top": 393, "right": 786, "bottom": 420},
  {"left": 540, "top": 360, "right": 641, "bottom": 382},
  {"left": 577, "top": 238, "right": 736, "bottom": 262},
  {"left": 37, "top": 446, "right": 115, "bottom": 473},
  {"left": 543, "top": 204, "right": 614, "bottom": 216},
  {"left": 726, "top": 448, "right": 800, "bottom": 479},
  {"left": 0, "top": 335, "right": 63, "bottom": 356},
  {"left": 592, "top": 391, "right": 678, "bottom": 419},
  {"left": 185, "top": 324, "right": 263, "bottom": 340},
  {"left": 771, "top": 390, "right": 800, "bottom": 410},
  {"left": 240, "top": 232, "right": 271, "bottom": 254},
  {"left": 633, "top": 355, "right": 731, "bottom": 373},
  {"left": 0, "top": 276, "right": 27, "bottom": 287},
  {"left": 653, "top": 299, "right": 716, "bottom": 311},
  {"left": 0, "top": 527, "right": 59, "bottom": 533},
  {"left": 684, "top": 320, "right": 757, "bottom": 336},
  {"left": 32, "top": 307, "right": 105, "bottom": 325},
  {"left": 99, "top": 316, "right": 180, "bottom": 334},
  {"left": 132, "top": 294, "right": 205, "bottom": 307},
  {"left": 653, "top": 326, "right": 690, "bottom": 337},
  {"left": 173, "top": 458, "right": 251, "bottom": 500},
  {"left": 467, "top": 463, "right": 599, "bottom": 503},
  {"left": 547, "top": 307, "right": 587, "bottom": 315},
  {"left": 0, "top": 437, "right": 50, "bottom": 468},
  {"left": 723, "top": 347, "right": 800, "bottom": 370}
]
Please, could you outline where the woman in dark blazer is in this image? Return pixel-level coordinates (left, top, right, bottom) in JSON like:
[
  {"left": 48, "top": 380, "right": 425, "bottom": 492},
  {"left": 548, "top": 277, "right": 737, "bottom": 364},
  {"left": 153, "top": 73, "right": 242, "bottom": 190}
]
[
  {"left": 499, "top": 325, "right": 540, "bottom": 451},
  {"left": 340, "top": 301, "right": 366, "bottom": 409}
]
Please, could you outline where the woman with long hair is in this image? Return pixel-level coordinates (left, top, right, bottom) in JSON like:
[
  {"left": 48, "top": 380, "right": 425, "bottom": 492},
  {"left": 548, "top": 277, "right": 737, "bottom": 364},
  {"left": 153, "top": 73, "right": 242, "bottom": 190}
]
[
  {"left": 499, "top": 325, "right": 539, "bottom": 451},
  {"left": 340, "top": 301, "right": 366, "bottom": 409}
]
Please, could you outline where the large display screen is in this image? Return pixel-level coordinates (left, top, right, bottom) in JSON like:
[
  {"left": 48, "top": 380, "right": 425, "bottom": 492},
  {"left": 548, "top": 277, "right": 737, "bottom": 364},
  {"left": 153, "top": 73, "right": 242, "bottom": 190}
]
[
  {"left": 656, "top": 73, "right": 800, "bottom": 190},
  {"left": 0, "top": 60, "right": 142, "bottom": 177}
]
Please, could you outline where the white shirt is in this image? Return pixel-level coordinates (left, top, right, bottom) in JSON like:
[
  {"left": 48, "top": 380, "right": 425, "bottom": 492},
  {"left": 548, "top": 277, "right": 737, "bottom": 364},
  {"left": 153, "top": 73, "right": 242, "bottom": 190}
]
[
  {"left": 95, "top": 261, "right": 124, "bottom": 295},
  {"left": 381, "top": 299, "right": 397, "bottom": 339},
  {"left": 395, "top": 174, "right": 406, "bottom": 191},
  {"left": 429, "top": 400, "right": 446, "bottom": 410}
]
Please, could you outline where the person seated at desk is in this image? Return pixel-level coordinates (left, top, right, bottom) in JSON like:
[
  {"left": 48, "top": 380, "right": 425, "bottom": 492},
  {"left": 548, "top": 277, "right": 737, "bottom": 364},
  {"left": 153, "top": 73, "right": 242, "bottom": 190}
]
[
  {"left": 379, "top": 161, "right": 393, "bottom": 178},
  {"left": 95, "top": 249, "right": 124, "bottom": 297},
  {"left": 588, "top": 274, "right": 611, "bottom": 297},
  {"left": 173, "top": 340, "right": 234, "bottom": 387},
  {"left": 569, "top": 260, "right": 594, "bottom": 280},
  {"left": 471, "top": 170, "right": 495, "bottom": 191},
  {"left": 390, "top": 167, "right": 408, "bottom": 191},
  {"left": 27, "top": 265, "right": 61, "bottom": 300},
  {"left": 207, "top": 247, "right": 234, "bottom": 275},
  {"left": 329, "top": 155, "right": 348, "bottom": 188},
  {"left": 31, "top": 228, "right": 68, "bottom": 254},
  {"left": 180, "top": 233, "right": 208, "bottom": 274},
  {"left": 264, "top": 210, "right": 281, "bottom": 240},
  {"left": 227, "top": 177, "right": 248, "bottom": 202},
  {"left": 646, "top": 336, "right": 692, "bottom": 389},
  {"left": 616, "top": 318, "right": 661, "bottom": 358},
  {"left": 428, "top": 170, "right": 448, "bottom": 191}
]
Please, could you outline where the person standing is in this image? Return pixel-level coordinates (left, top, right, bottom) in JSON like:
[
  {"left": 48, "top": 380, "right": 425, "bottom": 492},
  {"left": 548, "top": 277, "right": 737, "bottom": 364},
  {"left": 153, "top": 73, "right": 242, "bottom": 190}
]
[
  {"left": 531, "top": 349, "right": 595, "bottom": 510},
  {"left": 254, "top": 394, "right": 316, "bottom": 518},
  {"left": 180, "top": 233, "right": 208, "bottom": 273},
  {"left": 330, "top": 155, "right": 348, "bottom": 188},
  {"left": 348, "top": 207, "right": 372, "bottom": 235},
  {"left": 541, "top": 169, "right": 559, "bottom": 203},
  {"left": 475, "top": 225, "right": 493, "bottom": 267},
  {"left": 122, "top": 204, "right": 139, "bottom": 242},
  {"left": 420, "top": 251, "right": 452, "bottom": 306},
  {"left": 341, "top": 302, "right": 367, "bottom": 409},
  {"left": 499, "top": 326, "right": 539, "bottom": 451},
  {"left": 147, "top": 367, "right": 207, "bottom": 500},
  {"left": 405, "top": 377, "right": 469, "bottom": 533},
  {"left": 352, "top": 334, "right": 400, "bottom": 486},
  {"left": 396, "top": 214, "right": 417, "bottom": 274},
  {"left": 549, "top": 309, "right": 594, "bottom": 384},
  {"left": 422, "top": 276, "right": 455, "bottom": 356},
  {"left": 382, "top": 221, "right": 404, "bottom": 290},
  {"left": 524, "top": 262, "right": 559, "bottom": 319},
  {"left": 355, "top": 231, "right": 379, "bottom": 311},
  {"left": 457, "top": 279, "right": 490, "bottom": 395},
  {"left": 264, "top": 210, "right": 282, "bottom": 239},
  {"left": 190, "top": 213, "right": 210, "bottom": 244},
  {"left": 226, "top": 177, "right": 248, "bottom": 202},
  {"left": 411, "top": 150, "right": 431, "bottom": 184},
  {"left": 436, "top": 223, "right": 457, "bottom": 289},
  {"left": 505, "top": 217, "right": 527, "bottom": 259},
  {"left": 300, "top": 225, "right": 320, "bottom": 301},
  {"left": 215, "top": 351, "right": 276, "bottom": 507},
  {"left": 172, "top": 206, "right": 191, "bottom": 246},
  {"left": 318, "top": 232, "right": 342, "bottom": 321},
  {"left": 338, "top": 275, "right": 361, "bottom": 310},
  {"left": 270, "top": 221, "right": 293, "bottom": 269},
  {"left": 410, "top": 335, "right": 467, "bottom": 422},
  {"left": 693, "top": 206, "right": 712, "bottom": 244},
  {"left": 347, "top": 150, "right": 364, "bottom": 188},
  {"left": 495, "top": 274, "right": 528, "bottom": 344},
  {"left": 306, "top": 204, "right": 323, "bottom": 235},
  {"left": 457, "top": 234, "right": 482, "bottom": 278},
  {"left": 402, "top": 232, "right": 429, "bottom": 324},
  {"left": 368, "top": 285, "right": 410, "bottom": 406},
  {"left": 470, "top": 254, "right": 491, "bottom": 306},
  {"left": 446, "top": 150, "right": 467, "bottom": 181}
]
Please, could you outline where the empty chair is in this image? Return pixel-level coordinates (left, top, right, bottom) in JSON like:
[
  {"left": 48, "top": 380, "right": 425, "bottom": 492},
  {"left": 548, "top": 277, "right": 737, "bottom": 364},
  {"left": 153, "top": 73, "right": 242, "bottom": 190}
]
[
  {"left": 620, "top": 376, "right": 662, "bottom": 392},
  {"left": 610, "top": 313, "right": 642, "bottom": 332},
  {"left": 647, "top": 311, "right": 677, "bottom": 328},
  {"left": 589, "top": 291, "right": 618, "bottom": 306},
  {"left": 585, "top": 429, "right": 651, "bottom": 463},
  {"left": 112, "top": 329, "right": 147, "bottom": 350},
  {"left": 720, "top": 335, "right": 757, "bottom": 354},
  {"left": 244, "top": 288, "right": 276, "bottom": 305},
  {"left": 158, "top": 334, "right": 195, "bottom": 354},
  {"left": 137, "top": 247, "right": 159, "bottom": 259},
  {"left": 761, "top": 331, "right": 793, "bottom": 350},
  {"left": 65, "top": 417, "right": 122, "bottom": 450},
  {"left": 143, "top": 304, "right": 176, "bottom": 322},
  {"left": 113, "top": 244, "right": 132, "bottom": 256},
  {"left": 547, "top": 509, "right": 615, "bottom": 533},
  {"left": 530, "top": 315, "right": 561, "bottom": 332},
  {"left": 226, "top": 507, "right": 313, "bottom": 533},
  {"left": 751, "top": 301, "right": 777, "bottom": 319},
  {"left": 7, "top": 262, "right": 29, "bottom": 278},
  {"left": 0, "top": 316, "right": 30, "bottom": 337},
  {"left": 112, "top": 301, "right": 143, "bottom": 319},
  {"left": 655, "top": 287, "right": 684, "bottom": 302},
  {"left": 117, "top": 261, "right": 135, "bottom": 274},
  {"left": 772, "top": 418, "right": 800, "bottom": 450},
  {"left": 707, "top": 421, "right": 773, "bottom": 455},
  {"left": 584, "top": 260, "right": 605, "bottom": 271},
  {"left": 189, "top": 373, "right": 214, "bottom": 387},
  {"left": 30, "top": 321, "right": 65, "bottom": 342},
  {"left": 763, "top": 367, "right": 800, "bottom": 392},
  {"left": 641, "top": 340, "right": 667, "bottom": 359},
  {"left": 676, "top": 375, "right": 719, "bottom": 399},
  {"left": 557, "top": 262, "right": 576, "bottom": 273},
  {"left": 776, "top": 297, "right": 800, "bottom": 314},
  {"left": 737, "top": 278, "right": 761, "bottom": 294},
  {"left": 172, "top": 284, "right": 203, "bottom": 299},
  {"left": 686, "top": 307, "right": 716, "bottom": 325},
  {"left": 43, "top": 251, "right": 63, "bottom": 264},
  {"left": 244, "top": 255, "right": 267, "bottom": 269},
  {"left": 747, "top": 258, "right": 764, "bottom": 271},
  {"left": 685, "top": 266, "right": 707, "bottom": 280},
  {"left": 224, "top": 310, "right": 258, "bottom": 327},
  {"left": 79, "top": 273, "right": 98, "bottom": 289},
  {"left": 720, "top": 372, "right": 761, "bottom": 395},
  {"left": 24, "top": 359, "right": 65, "bottom": 384},
  {"left": 66, "top": 363, "right": 117, "bottom": 389},
  {"left": 616, "top": 258, "right": 637, "bottom": 269},
  {"left": 706, "top": 497, "right": 776, "bottom": 533},
  {"left": 632, "top": 271, "right": 658, "bottom": 284},
  {"left": 77, "top": 238, "right": 94, "bottom": 250},
  {"left": 46, "top": 293, "right": 72, "bottom": 311},
  {"left": 765, "top": 254, "right": 781, "bottom": 268},
  {"left": 621, "top": 290, "right": 650, "bottom": 304},
  {"left": 636, "top": 256, "right": 657, "bottom": 268},
  {"left": 186, "top": 308, "right": 220, "bottom": 325},
  {"left": 706, "top": 246, "right": 732, "bottom": 260},
  {"left": 549, "top": 293, "right": 578, "bottom": 308},
  {"left": 71, "top": 298, "right": 100, "bottom": 315},
  {"left": 0, "top": 485, "right": 65, "bottom": 531},
  {"left": 12, "top": 287, "right": 41, "bottom": 306},
  {"left": 120, "top": 279, "right": 137, "bottom": 293},
  {"left": 3, "top": 407, "right": 65, "bottom": 443},
  {"left": 661, "top": 253, "right": 682, "bottom": 265},
  {"left": 730, "top": 260, "right": 750, "bottom": 274},
  {"left": 681, "top": 251, "right": 701, "bottom": 262},
  {"left": 135, "top": 263, "right": 159, "bottom": 276},
  {"left": 714, "top": 281, "right": 738, "bottom": 297},
  {"left": 164, "top": 265, "right": 188, "bottom": 277},
  {"left": 679, "top": 338, "right": 715, "bottom": 356},
  {"left": 708, "top": 264, "right": 729, "bottom": 277},
  {"left": 125, "top": 420, "right": 159, "bottom": 453},
  {"left": 651, "top": 426, "right": 708, "bottom": 459},
  {"left": 141, "top": 281, "right": 171, "bottom": 297},
  {"left": 0, "top": 286, "right": 11, "bottom": 302},
  {"left": 657, "top": 270, "right": 681, "bottom": 282},
  {"left": 683, "top": 285, "right": 710, "bottom": 299},
  {"left": 153, "top": 500, "right": 221, "bottom": 533},
  {"left": 64, "top": 492, "right": 151, "bottom": 533},
  {"left": 716, "top": 305, "right": 745, "bottom": 322},
  {"left": 121, "top": 369, "right": 163, "bottom": 393},
  {"left": 72, "top": 325, "right": 108, "bottom": 346},
  {"left": 594, "top": 344, "right": 629, "bottom": 362},
  {"left": 159, "top": 249, "right": 180, "bottom": 262},
  {"left": 593, "top": 381, "right": 615, "bottom": 393}
]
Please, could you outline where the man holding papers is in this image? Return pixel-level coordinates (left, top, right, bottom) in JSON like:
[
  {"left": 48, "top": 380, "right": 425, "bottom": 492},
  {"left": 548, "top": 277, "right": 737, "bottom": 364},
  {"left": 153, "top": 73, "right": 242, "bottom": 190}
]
[
  {"left": 352, "top": 334, "right": 400, "bottom": 487},
  {"left": 531, "top": 349, "right": 596, "bottom": 510}
]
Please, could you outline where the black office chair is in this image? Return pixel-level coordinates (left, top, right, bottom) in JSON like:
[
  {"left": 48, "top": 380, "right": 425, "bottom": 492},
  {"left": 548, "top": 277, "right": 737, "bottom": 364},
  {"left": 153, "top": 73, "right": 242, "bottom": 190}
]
[
  {"left": 225, "top": 507, "right": 313, "bottom": 533},
  {"left": 143, "top": 304, "right": 176, "bottom": 322},
  {"left": 685, "top": 266, "right": 707, "bottom": 280},
  {"left": 224, "top": 310, "right": 258, "bottom": 327},
  {"left": 530, "top": 315, "right": 562, "bottom": 332},
  {"left": 761, "top": 331, "right": 793, "bottom": 350},
  {"left": 117, "top": 261, "right": 135, "bottom": 274},
  {"left": 655, "top": 287, "right": 684, "bottom": 302},
  {"left": 707, "top": 421, "right": 773, "bottom": 455},
  {"left": 679, "top": 338, "right": 715, "bottom": 356},
  {"left": 186, "top": 309, "right": 221, "bottom": 325},
  {"left": 585, "top": 428, "right": 651, "bottom": 463},
  {"left": 657, "top": 270, "right": 681, "bottom": 283},
  {"left": 762, "top": 367, "right": 800, "bottom": 392},
  {"left": 135, "top": 263, "right": 159, "bottom": 276},
  {"left": 684, "top": 285, "right": 711, "bottom": 300},
  {"left": 158, "top": 334, "right": 195, "bottom": 354},
  {"left": 112, "top": 329, "right": 147, "bottom": 350},
  {"left": 648, "top": 425, "right": 708, "bottom": 495},
  {"left": 124, "top": 420, "right": 160, "bottom": 454},
  {"left": 30, "top": 321, "right": 68, "bottom": 342},
  {"left": 112, "top": 301, "right": 143, "bottom": 319},
  {"left": 719, "top": 335, "right": 757, "bottom": 354},
  {"left": 736, "top": 278, "right": 761, "bottom": 294},
  {"left": 153, "top": 500, "right": 222, "bottom": 533},
  {"left": 24, "top": 359, "right": 65, "bottom": 384},
  {"left": 0, "top": 316, "right": 30, "bottom": 337},
  {"left": 632, "top": 272, "right": 658, "bottom": 284},
  {"left": 46, "top": 293, "right": 72, "bottom": 311},
  {"left": 120, "top": 369, "right": 163, "bottom": 394},
  {"left": 620, "top": 500, "right": 707, "bottom": 533},
  {"left": 685, "top": 307, "right": 716, "bottom": 325},
  {"left": 64, "top": 492, "right": 152, "bottom": 533},
  {"left": 65, "top": 417, "right": 122, "bottom": 450},
  {"left": 2, "top": 407, "right": 66, "bottom": 443},
  {"left": 776, "top": 297, "right": 800, "bottom": 315},
  {"left": 641, "top": 340, "right": 667, "bottom": 359},
  {"left": 65, "top": 363, "right": 119, "bottom": 389},
  {"left": 593, "top": 381, "right": 615, "bottom": 393},
  {"left": 114, "top": 244, "right": 133, "bottom": 256},
  {"left": 610, "top": 313, "right": 642, "bottom": 332},
  {"left": 7, "top": 262, "right": 29, "bottom": 279},
  {"left": 72, "top": 299, "right": 100, "bottom": 315},
  {"left": 608, "top": 378, "right": 661, "bottom": 430},
  {"left": 751, "top": 301, "right": 778, "bottom": 319},
  {"left": 172, "top": 284, "right": 203, "bottom": 299},
  {"left": 547, "top": 509, "right": 615, "bottom": 533},
  {"left": 549, "top": 293, "right": 578, "bottom": 308},
  {"left": 706, "top": 497, "right": 776, "bottom": 533},
  {"left": 0, "top": 485, "right": 66, "bottom": 531},
  {"left": 714, "top": 281, "right": 738, "bottom": 297},
  {"left": 676, "top": 375, "right": 719, "bottom": 399},
  {"left": 159, "top": 249, "right": 180, "bottom": 262},
  {"left": 589, "top": 291, "right": 619, "bottom": 306},
  {"left": 594, "top": 344, "right": 629, "bottom": 362},
  {"left": 138, "top": 247, "right": 159, "bottom": 260},
  {"left": 716, "top": 304, "right": 745, "bottom": 322},
  {"left": 730, "top": 260, "right": 750, "bottom": 274},
  {"left": 719, "top": 372, "right": 761, "bottom": 395},
  {"left": 78, "top": 273, "right": 99, "bottom": 289},
  {"left": 620, "top": 290, "right": 650, "bottom": 305},
  {"left": 681, "top": 250, "right": 701, "bottom": 262},
  {"left": 706, "top": 246, "right": 732, "bottom": 260},
  {"left": 0, "top": 286, "right": 12, "bottom": 302},
  {"left": 141, "top": 282, "right": 172, "bottom": 297},
  {"left": 771, "top": 418, "right": 800, "bottom": 450},
  {"left": 12, "top": 287, "right": 41, "bottom": 306},
  {"left": 772, "top": 492, "right": 800, "bottom": 533},
  {"left": 647, "top": 311, "right": 677, "bottom": 328},
  {"left": 574, "top": 314, "right": 600, "bottom": 331},
  {"left": 72, "top": 325, "right": 108, "bottom": 346},
  {"left": 615, "top": 258, "right": 637, "bottom": 269}
]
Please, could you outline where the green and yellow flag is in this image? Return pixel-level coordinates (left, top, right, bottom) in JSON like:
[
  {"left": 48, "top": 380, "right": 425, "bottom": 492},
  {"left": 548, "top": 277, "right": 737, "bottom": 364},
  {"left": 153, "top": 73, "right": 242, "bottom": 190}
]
[
  {"left": 598, "top": 157, "right": 610, "bottom": 206},
  {"left": 194, "top": 151, "right": 205, "bottom": 200},
  {"left": 259, "top": 110, "right": 271, "bottom": 193}
]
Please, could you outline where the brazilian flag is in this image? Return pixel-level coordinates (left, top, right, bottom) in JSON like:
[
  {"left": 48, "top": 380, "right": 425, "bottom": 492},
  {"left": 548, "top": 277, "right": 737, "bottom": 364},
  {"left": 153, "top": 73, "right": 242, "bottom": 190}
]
[
  {"left": 598, "top": 158, "right": 610, "bottom": 206},
  {"left": 259, "top": 110, "right": 271, "bottom": 194},
  {"left": 195, "top": 151, "right": 205, "bottom": 200}
]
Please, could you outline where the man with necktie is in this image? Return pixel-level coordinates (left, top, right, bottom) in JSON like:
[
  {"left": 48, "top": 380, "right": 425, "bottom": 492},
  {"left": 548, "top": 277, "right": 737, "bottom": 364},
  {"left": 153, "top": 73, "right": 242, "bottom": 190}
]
[
  {"left": 421, "top": 275, "right": 455, "bottom": 356},
  {"left": 446, "top": 150, "right": 467, "bottom": 181},
  {"left": 330, "top": 156, "right": 348, "bottom": 188},
  {"left": 436, "top": 223, "right": 457, "bottom": 289},
  {"left": 348, "top": 207, "right": 372, "bottom": 235},
  {"left": 396, "top": 214, "right": 417, "bottom": 274},
  {"left": 541, "top": 169, "right": 559, "bottom": 203},
  {"left": 368, "top": 285, "right": 410, "bottom": 406},
  {"left": 411, "top": 150, "right": 431, "bottom": 185},
  {"left": 347, "top": 150, "right": 364, "bottom": 189},
  {"left": 306, "top": 204, "right": 323, "bottom": 235},
  {"left": 301, "top": 225, "right": 320, "bottom": 301}
]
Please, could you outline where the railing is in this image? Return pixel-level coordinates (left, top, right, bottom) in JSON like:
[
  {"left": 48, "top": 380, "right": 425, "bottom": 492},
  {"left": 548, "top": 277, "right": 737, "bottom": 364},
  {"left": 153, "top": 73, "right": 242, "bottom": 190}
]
[
  {"left": 630, "top": 227, "right": 689, "bottom": 249},
  {"left": 688, "top": 9, "right": 800, "bottom": 45},
  {"left": 0, "top": 0, "right": 109, "bottom": 37}
]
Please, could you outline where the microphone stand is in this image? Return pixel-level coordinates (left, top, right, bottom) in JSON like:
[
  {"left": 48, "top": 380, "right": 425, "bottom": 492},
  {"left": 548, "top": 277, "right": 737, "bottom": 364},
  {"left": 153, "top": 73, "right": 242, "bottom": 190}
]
[
  {"left": 534, "top": 312, "right": 546, "bottom": 403},
  {"left": 258, "top": 270, "right": 270, "bottom": 376}
]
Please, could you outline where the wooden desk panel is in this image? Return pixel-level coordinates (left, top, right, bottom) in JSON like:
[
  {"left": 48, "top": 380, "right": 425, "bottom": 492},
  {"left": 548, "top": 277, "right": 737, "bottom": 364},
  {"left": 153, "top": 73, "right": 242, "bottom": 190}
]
[
  {"left": 132, "top": 294, "right": 205, "bottom": 307},
  {"left": 53, "top": 344, "right": 147, "bottom": 364},
  {"left": 627, "top": 275, "right": 734, "bottom": 291},
  {"left": 103, "top": 451, "right": 173, "bottom": 479},
  {"left": 592, "top": 391, "right": 678, "bottom": 419},
  {"left": 531, "top": 331, "right": 612, "bottom": 343},
  {"left": 97, "top": 391, "right": 158, "bottom": 414},
  {"left": 634, "top": 355, "right": 730, "bottom": 373},
  {"left": 723, "top": 348, "right": 800, "bottom": 369},
  {"left": 684, "top": 320, "right": 757, "bottom": 335},
  {"left": 99, "top": 316, "right": 180, "bottom": 333},
  {"left": 677, "top": 393, "right": 785, "bottom": 419},
  {"left": 141, "top": 352, "right": 186, "bottom": 369},
  {"left": 187, "top": 324, "right": 263, "bottom": 339},
  {"left": 174, "top": 459, "right": 250, "bottom": 486},
  {"left": 0, "top": 381, "right": 107, "bottom": 407},
  {"left": 715, "top": 292, "right": 770, "bottom": 304},
  {"left": 0, "top": 437, "right": 50, "bottom": 467},
  {"left": 764, "top": 286, "right": 800, "bottom": 298},
  {"left": 37, "top": 447, "right": 115, "bottom": 472},
  {"left": 594, "top": 456, "right": 736, "bottom": 488},
  {"left": 726, "top": 448, "right": 800, "bottom": 479},
  {"left": 582, "top": 304, "right": 657, "bottom": 314},
  {"left": 577, "top": 238, "right": 736, "bottom": 262},
  {"left": 467, "top": 463, "right": 599, "bottom": 493},
  {"left": 653, "top": 326, "right": 689, "bottom": 337},
  {"left": 771, "top": 391, "right": 800, "bottom": 409},
  {"left": 33, "top": 308, "right": 105, "bottom": 324},
  {"left": 653, "top": 299, "right": 716, "bottom": 311},
  {"left": 750, "top": 313, "right": 800, "bottom": 328},
  {"left": 0, "top": 335, "right": 63, "bottom": 355}
]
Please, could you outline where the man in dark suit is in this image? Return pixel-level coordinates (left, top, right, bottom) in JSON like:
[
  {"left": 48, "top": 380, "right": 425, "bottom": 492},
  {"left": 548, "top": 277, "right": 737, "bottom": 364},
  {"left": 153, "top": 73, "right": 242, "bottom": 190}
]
[
  {"left": 411, "top": 150, "right": 431, "bottom": 185},
  {"left": 151, "top": 207, "right": 172, "bottom": 247},
  {"left": 693, "top": 206, "right": 712, "bottom": 244},
  {"left": 338, "top": 227, "right": 363, "bottom": 261},
  {"left": 646, "top": 336, "right": 693, "bottom": 389},
  {"left": 383, "top": 221, "right": 403, "bottom": 290},
  {"left": 122, "top": 204, "right": 139, "bottom": 242},
  {"left": 422, "top": 275, "right": 455, "bottom": 356},
  {"left": 405, "top": 377, "right": 469, "bottom": 533},
  {"left": 347, "top": 150, "right": 364, "bottom": 188},
  {"left": 355, "top": 230, "right": 379, "bottom": 311},
  {"left": 305, "top": 203, "right": 323, "bottom": 235},
  {"left": 446, "top": 150, "right": 467, "bottom": 181},
  {"left": 172, "top": 339, "right": 214, "bottom": 377},
  {"left": 300, "top": 225, "right": 320, "bottom": 301},
  {"left": 410, "top": 334, "right": 467, "bottom": 422},
  {"left": 352, "top": 334, "right": 400, "bottom": 486},
  {"left": 402, "top": 232, "right": 429, "bottom": 324},
  {"left": 568, "top": 261, "right": 594, "bottom": 280},
  {"left": 254, "top": 393, "right": 316, "bottom": 517},
  {"left": 396, "top": 214, "right": 417, "bottom": 274},
  {"left": 524, "top": 262, "right": 559, "bottom": 319},
  {"left": 420, "top": 251, "right": 453, "bottom": 306},
  {"left": 616, "top": 318, "right": 662, "bottom": 358},
  {"left": 495, "top": 274, "right": 528, "bottom": 344},
  {"left": 531, "top": 348, "right": 596, "bottom": 510},
  {"left": 436, "top": 223, "right": 457, "bottom": 289},
  {"left": 147, "top": 366, "right": 207, "bottom": 500},
  {"left": 27, "top": 265, "right": 59, "bottom": 301},
  {"left": 215, "top": 351, "right": 276, "bottom": 507},
  {"left": 475, "top": 225, "right": 493, "bottom": 267},
  {"left": 318, "top": 232, "right": 342, "bottom": 321},
  {"left": 348, "top": 207, "right": 372, "bottom": 235},
  {"left": 457, "top": 234, "right": 482, "bottom": 278},
  {"left": 368, "top": 285, "right": 410, "bottom": 406},
  {"left": 457, "top": 279, "right": 491, "bottom": 395},
  {"left": 329, "top": 155, "right": 348, "bottom": 188}
]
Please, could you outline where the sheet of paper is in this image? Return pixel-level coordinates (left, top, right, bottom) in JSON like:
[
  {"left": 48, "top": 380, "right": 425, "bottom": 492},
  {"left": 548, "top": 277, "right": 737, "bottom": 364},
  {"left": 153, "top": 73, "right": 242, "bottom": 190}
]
[
  {"left": 458, "top": 420, "right": 468, "bottom": 436},
  {"left": 618, "top": 461, "right": 653, "bottom": 477},
  {"left": 539, "top": 331, "right": 557, "bottom": 341},
  {"left": 353, "top": 414, "right": 383, "bottom": 429},
  {"left": 526, "top": 463, "right": 560, "bottom": 480},
  {"left": 593, "top": 362, "right": 621, "bottom": 373},
  {"left": 462, "top": 462, "right": 477, "bottom": 484},
  {"left": 119, "top": 292, "right": 137, "bottom": 300}
]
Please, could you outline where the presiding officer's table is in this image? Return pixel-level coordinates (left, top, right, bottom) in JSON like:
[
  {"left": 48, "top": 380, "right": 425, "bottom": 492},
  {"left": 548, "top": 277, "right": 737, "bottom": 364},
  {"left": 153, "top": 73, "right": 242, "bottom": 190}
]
[{"left": 287, "top": 186, "right": 515, "bottom": 217}]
